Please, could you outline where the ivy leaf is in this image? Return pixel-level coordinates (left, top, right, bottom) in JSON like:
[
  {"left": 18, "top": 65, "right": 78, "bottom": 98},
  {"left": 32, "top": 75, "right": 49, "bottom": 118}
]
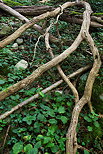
[
  {"left": 87, "top": 126, "right": 93, "bottom": 132},
  {"left": 34, "top": 141, "right": 41, "bottom": 149},
  {"left": 47, "top": 125, "right": 58, "bottom": 135},
  {"left": 60, "top": 116, "right": 68, "bottom": 124},
  {"left": 23, "top": 135, "right": 31, "bottom": 141},
  {"left": 84, "top": 149, "right": 90, "bottom": 154},
  {"left": 46, "top": 109, "right": 55, "bottom": 117},
  {"left": 46, "top": 142, "right": 54, "bottom": 148},
  {"left": 28, "top": 148, "right": 38, "bottom": 154},
  {"left": 0, "top": 80, "right": 5, "bottom": 85},
  {"left": 39, "top": 91, "right": 45, "bottom": 97},
  {"left": 58, "top": 106, "right": 65, "bottom": 113},
  {"left": 24, "top": 144, "right": 33, "bottom": 153},
  {"left": 36, "top": 135, "right": 44, "bottom": 141},
  {"left": 51, "top": 145, "right": 59, "bottom": 153},
  {"left": 12, "top": 142, "right": 23, "bottom": 154},
  {"left": 49, "top": 119, "right": 57, "bottom": 124},
  {"left": 37, "top": 113, "right": 46, "bottom": 122},
  {"left": 23, "top": 115, "right": 36, "bottom": 125},
  {"left": 84, "top": 116, "right": 92, "bottom": 122},
  {"left": 93, "top": 121, "right": 100, "bottom": 128},
  {"left": 43, "top": 137, "right": 52, "bottom": 144}
]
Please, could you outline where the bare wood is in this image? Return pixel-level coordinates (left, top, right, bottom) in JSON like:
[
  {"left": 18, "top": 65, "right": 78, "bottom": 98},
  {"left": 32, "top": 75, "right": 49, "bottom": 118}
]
[
  {"left": 0, "top": 29, "right": 82, "bottom": 101},
  {"left": 12, "top": 5, "right": 54, "bottom": 16},
  {"left": 0, "top": 65, "right": 91, "bottom": 120},
  {"left": 60, "top": 14, "right": 103, "bottom": 28},
  {"left": 0, "top": 2, "right": 28, "bottom": 22},
  {"left": 66, "top": 2, "right": 101, "bottom": 153},
  {"left": 2, "top": 125, "right": 10, "bottom": 148},
  {"left": 0, "top": 2, "right": 59, "bottom": 44},
  {"left": 0, "top": 2, "right": 87, "bottom": 101},
  {"left": 0, "top": 2, "right": 75, "bottom": 48},
  {"left": 45, "top": 26, "right": 79, "bottom": 103},
  {"left": 0, "top": 4, "right": 103, "bottom": 28}
]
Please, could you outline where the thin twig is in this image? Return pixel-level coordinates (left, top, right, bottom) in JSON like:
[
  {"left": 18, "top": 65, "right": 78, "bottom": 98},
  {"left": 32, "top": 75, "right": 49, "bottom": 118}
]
[
  {"left": 45, "top": 23, "right": 79, "bottom": 103},
  {"left": 2, "top": 125, "right": 10, "bottom": 148}
]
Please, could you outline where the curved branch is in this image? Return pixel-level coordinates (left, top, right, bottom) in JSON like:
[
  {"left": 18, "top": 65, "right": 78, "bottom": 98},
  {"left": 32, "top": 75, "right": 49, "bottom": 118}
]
[
  {"left": 1, "top": 2, "right": 90, "bottom": 101},
  {"left": 0, "top": 2, "right": 75, "bottom": 48},
  {"left": 0, "top": 2, "right": 59, "bottom": 44},
  {"left": 66, "top": 2, "right": 101, "bottom": 153},
  {"left": 0, "top": 65, "right": 91, "bottom": 120}
]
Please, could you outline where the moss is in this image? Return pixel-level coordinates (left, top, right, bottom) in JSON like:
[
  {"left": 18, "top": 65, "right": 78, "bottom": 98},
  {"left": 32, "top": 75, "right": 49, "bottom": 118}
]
[
  {"left": 70, "top": 11, "right": 82, "bottom": 15},
  {"left": 3, "top": 0, "right": 22, "bottom": 6},
  {"left": 93, "top": 12, "right": 103, "bottom": 16}
]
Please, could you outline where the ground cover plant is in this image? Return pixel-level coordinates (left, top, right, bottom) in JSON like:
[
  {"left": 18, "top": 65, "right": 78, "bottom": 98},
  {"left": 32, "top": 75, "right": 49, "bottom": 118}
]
[{"left": 0, "top": 0, "right": 103, "bottom": 153}]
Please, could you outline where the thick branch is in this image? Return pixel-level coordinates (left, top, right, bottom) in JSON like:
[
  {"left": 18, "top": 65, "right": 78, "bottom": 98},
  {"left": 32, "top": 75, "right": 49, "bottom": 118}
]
[
  {"left": 45, "top": 29, "right": 79, "bottom": 103},
  {"left": 60, "top": 14, "right": 103, "bottom": 28},
  {"left": 0, "top": 2, "right": 89, "bottom": 101},
  {"left": 66, "top": 2, "right": 101, "bottom": 153},
  {"left": 0, "top": 2, "right": 75, "bottom": 48},
  {"left": 0, "top": 2, "right": 59, "bottom": 44},
  {"left": 0, "top": 65, "right": 91, "bottom": 120}
]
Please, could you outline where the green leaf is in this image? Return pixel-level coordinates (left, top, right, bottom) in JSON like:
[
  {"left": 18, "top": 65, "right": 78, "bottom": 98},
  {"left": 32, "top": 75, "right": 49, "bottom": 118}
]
[
  {"left": 39, "top": 91, "right": 45, "bottom": 97},
  {"left": 60, "top": 116, "right": 68, "bottom": 124},
  {"left": 23, "top": 135, "right": 31, "bottom": 141},
  {"left": 23, "top": 115, "right": 36, "bottom": 125},
  {"left": 93, "top": 121, "right": 100, "bottom": 128},
  {"left": 10, "top": 95, "right": 20, "bottom": 100},
  {"left": 37, "top": 113, "right": 46, "bottom": 122},
  {"left": 84, "top": 149, "right": 90, "bottom": 154},
  {"left": 24, "top": 144, "right": 33, "bottom": 153},
  {"left": 12, "top": 142, "right": 23, "bottom": 154},
  {"left": 43, "top": 137, "right": 52, "bottom": 144},
  {"left": 58, "top": 106, "right": 65, "bottom": 113},
  {"left": 87, "top": 126, "right": 93, "bottom": 132},
  {"left": 0, "top": 127, "right": 3, "bottom": 131},
  {"left": 84, "top": 116, "right": 92, "bottom": 122},
  {"left": 28, "top": 148, "right": 38, "bottom": 154},
  {"left": 46, "top": 142, "right": 54, "bottom": 147},
  {"left": 46, "top": 109, "right": 55, "bottom": 117},
  {"left": 49, "top": 119, "right": 57, "bottom": 124},
  {"left": 55, "top": 96, "right": 64, "bottom": 102},
  {"left": 34, "top": 141, "right": 41, "bottom": 149},
  {"left": 51, "top": 145, "right": 59, "bottom": 153},
  {"left": 82, "top": 142, "right": 85, "bottom": 146},
  {"left": 40, "top": 104, "right": 50, "bottom": 110},
  {"left": 36, "top": 135, "right": 44, "bottom": 141},
  {"left": 0, "top": 80, "right": 5, "bottom": 84},
  {"left": 47, "top": 125, "right": 58, "bottom": 135}
]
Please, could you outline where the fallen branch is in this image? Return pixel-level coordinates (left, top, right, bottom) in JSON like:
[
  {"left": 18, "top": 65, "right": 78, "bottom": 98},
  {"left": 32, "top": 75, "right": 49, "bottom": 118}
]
[
  {"left": 66, "top": 2, "right": 101, "bottom": 153},
  {"left": 0, "top": 2, "right": 86, "bottom": 101},
  {"left": 0, "top": 4, "right": 103, "bottom": 28},
  {"left": 0, "top": 2, "right": 76, "bottom": 48},
  {"left": 0, "top": 65, "right": 91, "bottom": 120},
  {"left": 45, "top": 22, "right": 79, "bottom": 103},
  {"left": 0, "top": 2, "right": 59, "bottom": 44},
  {"left": 60, "top": 14, "right": 103, "bottom": 28}
]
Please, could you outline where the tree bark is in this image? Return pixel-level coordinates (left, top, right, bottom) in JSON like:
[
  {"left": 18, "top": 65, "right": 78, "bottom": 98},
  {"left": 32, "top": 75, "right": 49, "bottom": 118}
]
[
  {"left": 0, "top": 65, "right": 91, "bottom": 120},
  {"left": 0, "top": 4, "right": 103, "bottom": 28}
]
